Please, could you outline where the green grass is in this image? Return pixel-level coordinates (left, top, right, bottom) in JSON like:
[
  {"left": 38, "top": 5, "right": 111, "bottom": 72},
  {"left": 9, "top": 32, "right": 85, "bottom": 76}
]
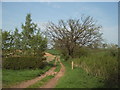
[
  {"left": 54, "top": 61, "right": 61, "bottom": 72},
  {"left": 3, "top": 65, "right": 52, "bottom": 88},
  {"left": 73, "top": 51, "right": 118, "bottom": 77},
  {"left": 55, "top": 59, "right": 105, "bottom": 88},
  {"left": 55, "top": 49, "right": 118, "bottom": 88},
  {"left": 28, "top": 75, "right": 54, "bottom": 88},
  {"left": 73, "top": 50, "right": 118, "bottom": 88}
]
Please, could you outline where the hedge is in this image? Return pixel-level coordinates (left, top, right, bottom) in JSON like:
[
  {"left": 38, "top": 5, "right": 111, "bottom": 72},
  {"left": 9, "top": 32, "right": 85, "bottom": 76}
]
[{"left": 3, "top": 57, "right": 46, "bottom": 70}]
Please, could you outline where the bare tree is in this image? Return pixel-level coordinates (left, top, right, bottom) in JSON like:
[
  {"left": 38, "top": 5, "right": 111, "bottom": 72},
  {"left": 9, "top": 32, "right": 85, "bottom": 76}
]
[{"left": 46, "top": 15, "right": 103, "bottom": 59}]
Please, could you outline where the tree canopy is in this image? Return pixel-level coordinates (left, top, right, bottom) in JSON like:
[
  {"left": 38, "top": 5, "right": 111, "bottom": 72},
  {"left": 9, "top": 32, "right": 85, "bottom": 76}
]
[
  {"left": 46, "top": 15, "right": 103, "bottom": 59},
  {"left": 2, "top": 13, "right": 47, "bottom": 57}
]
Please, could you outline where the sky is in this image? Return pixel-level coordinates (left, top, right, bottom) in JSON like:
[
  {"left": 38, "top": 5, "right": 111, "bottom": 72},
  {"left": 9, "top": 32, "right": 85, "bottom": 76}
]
[{"left": 1, "top": 2, "right": 118, "bottom": 45}]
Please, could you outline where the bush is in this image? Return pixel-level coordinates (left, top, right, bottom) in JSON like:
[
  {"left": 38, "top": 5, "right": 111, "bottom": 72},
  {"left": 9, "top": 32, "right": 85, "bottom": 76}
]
[
  {"left": 3, "top": 57, "right": 46, "bottom": 70},
  {"left": 73, "top": 47, "right": 89, "bottom": 58},
  {"left": 60, "top": 47, "right": 89, "bottom": 60},
  {"left": 107, "top": 48, "right": 118, "bottom": 57}
]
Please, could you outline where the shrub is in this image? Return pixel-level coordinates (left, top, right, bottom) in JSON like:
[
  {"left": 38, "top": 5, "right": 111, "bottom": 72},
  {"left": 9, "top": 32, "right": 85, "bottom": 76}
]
[
  {"left": 110, "top": 50, "right": 118, "bottom": 57},
  {"left": 60, "top": 47, "right": 89, "bottom": 60},
  {"left": 73, "top": 47, "right": 89, "bottom": 58},
  {"left": 3, "top": 57, "right": 46, "bottom": 70}
]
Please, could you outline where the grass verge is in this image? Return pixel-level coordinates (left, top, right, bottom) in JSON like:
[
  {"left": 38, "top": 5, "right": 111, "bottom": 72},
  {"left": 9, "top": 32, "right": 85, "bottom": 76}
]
[
  {"left": 73, "top": 50, "right": 118, "bottom": 88},
  {"left": 55, "top": 59, "right": 105, "bottom": 88}
]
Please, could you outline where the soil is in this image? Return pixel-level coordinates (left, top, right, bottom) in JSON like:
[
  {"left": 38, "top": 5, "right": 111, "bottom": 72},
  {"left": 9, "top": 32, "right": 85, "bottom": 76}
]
[{"left": 44, "top": 53, "right": 56, "bottom": 62}]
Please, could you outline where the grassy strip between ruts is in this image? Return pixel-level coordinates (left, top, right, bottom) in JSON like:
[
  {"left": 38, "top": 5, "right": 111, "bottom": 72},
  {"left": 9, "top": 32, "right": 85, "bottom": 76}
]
[
  {"left": 54, "top": 61, "right": 61, "bottom": 72},
  {"left": 27, "top": 60, "right": 61, "bottom": 88},
  {"left": 27, "top": 75, "right": 55, "bottom": 88},
  {"left": 3, "top": 61, "right": 55, "bottom": 88}
]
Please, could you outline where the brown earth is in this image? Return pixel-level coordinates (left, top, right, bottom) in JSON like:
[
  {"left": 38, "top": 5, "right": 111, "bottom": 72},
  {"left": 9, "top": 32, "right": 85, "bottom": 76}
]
[{"left": 44, "top": 53, "right": 56, "bottom": 62}]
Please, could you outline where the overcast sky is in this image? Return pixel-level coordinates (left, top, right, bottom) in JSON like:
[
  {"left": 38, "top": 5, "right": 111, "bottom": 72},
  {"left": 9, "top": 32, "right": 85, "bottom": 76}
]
[{"left": 1, "top": 2, "right": 118, "bottom": 44}]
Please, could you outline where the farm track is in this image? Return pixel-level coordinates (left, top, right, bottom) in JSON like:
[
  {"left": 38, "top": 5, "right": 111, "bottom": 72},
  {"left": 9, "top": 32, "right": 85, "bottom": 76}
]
[
  {"left": 10, "top": 53, "right": 56, "bottom": 88},
  {"left": 40, "top": 57, "right": 65, "bottom": 88},
  {"left": 10, "top": 53, "right": 65, "bottom": 88},
  {"left": 11, "top": 67, "right": 56, "bottom": 88}
]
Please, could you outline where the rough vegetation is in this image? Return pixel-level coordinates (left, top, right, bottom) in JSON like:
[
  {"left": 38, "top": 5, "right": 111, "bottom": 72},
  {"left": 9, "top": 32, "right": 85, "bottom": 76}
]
[{"left": 73, "top": 49, "right": 118, "bottom": 88}]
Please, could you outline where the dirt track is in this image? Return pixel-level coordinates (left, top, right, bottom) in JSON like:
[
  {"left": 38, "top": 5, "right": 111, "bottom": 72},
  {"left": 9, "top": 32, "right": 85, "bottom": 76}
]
[
  {"left": 44, "top": 53, "right": 55, "bottom": 62},
  {"left": 40, "top": 57, "right": 65, "bottom": 88},
  {"left": 11, "top": 67, "right": 56, "bottom": 88},
  {"left": 10, "top": 53, "right": 65, "bottom": 88}
]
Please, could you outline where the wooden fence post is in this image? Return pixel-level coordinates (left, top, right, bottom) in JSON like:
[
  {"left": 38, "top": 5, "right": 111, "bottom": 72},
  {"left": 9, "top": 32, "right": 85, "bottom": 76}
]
[{"left": 72, "top": 61, "right": 74, "bottom": 70}]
